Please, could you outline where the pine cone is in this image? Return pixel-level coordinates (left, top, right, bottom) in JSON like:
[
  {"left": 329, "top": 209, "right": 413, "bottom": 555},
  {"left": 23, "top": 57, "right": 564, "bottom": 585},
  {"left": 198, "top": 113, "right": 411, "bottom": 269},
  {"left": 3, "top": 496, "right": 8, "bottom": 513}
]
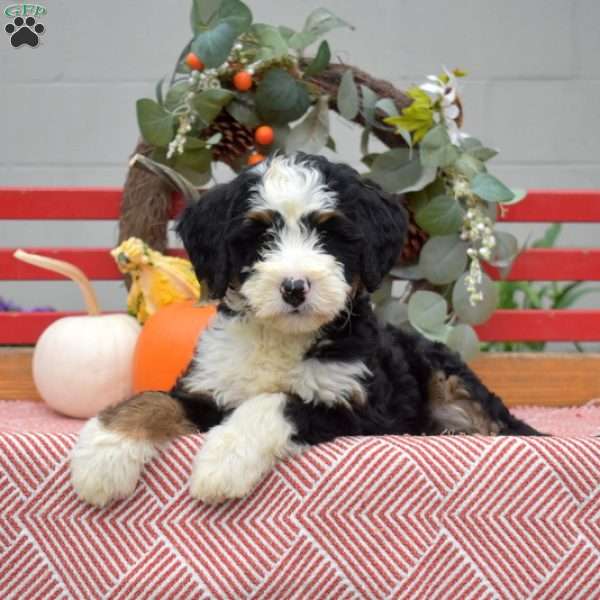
[
  {"left": 400, "top": 208, "right": 429, "bottom": 264},
  {"left": 205, "top": 112, "right": 254, "bottom": 167}
]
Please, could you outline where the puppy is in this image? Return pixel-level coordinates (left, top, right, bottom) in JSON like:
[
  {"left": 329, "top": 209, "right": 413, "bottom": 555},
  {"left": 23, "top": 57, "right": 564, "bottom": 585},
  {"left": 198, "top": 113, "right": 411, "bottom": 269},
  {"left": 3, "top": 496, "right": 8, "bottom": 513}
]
[{"left": 71, "top": 153, "right": 540, "bottom": 507}]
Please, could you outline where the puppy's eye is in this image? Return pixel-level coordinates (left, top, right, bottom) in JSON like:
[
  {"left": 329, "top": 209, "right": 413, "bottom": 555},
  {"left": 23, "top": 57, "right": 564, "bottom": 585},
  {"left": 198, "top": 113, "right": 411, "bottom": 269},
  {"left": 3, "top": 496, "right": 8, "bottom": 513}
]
[{"left": 307, "top": 211, "right": 362, "bottom": 244}]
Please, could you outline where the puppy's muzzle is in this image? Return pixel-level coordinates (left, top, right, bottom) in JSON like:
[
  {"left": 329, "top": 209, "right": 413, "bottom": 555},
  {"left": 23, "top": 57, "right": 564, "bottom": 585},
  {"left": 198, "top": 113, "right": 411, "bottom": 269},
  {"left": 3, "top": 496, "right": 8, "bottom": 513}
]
[{"left": 280, "top": 277, "right": 310, "bottom": 308}]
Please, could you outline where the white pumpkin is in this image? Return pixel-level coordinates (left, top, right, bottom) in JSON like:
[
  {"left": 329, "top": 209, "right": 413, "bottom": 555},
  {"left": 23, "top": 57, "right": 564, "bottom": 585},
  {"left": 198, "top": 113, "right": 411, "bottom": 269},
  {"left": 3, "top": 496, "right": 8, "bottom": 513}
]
[
  {"left": 33, "top": 314, "right": 140, "bottom": 418},
  {"left": 14, "top": 249, "right": 141, "bottom": 418}
]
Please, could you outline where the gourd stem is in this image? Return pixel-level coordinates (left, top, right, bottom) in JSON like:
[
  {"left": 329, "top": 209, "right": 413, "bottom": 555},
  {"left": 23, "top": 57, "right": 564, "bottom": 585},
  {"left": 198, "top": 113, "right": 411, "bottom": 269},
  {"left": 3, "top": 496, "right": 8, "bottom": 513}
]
[{"left": 13, "top": 249, "right": 101, "bottom": 315}]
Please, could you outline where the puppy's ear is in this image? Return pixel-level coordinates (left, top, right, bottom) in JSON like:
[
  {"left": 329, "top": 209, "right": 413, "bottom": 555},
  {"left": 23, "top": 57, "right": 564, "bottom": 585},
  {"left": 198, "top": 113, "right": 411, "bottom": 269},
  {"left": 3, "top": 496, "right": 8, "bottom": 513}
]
[
  {"left": 176, "top": 176, "right": 253, "bottom": 299},
  {"left": 318, "top": 159, "right": 407, "bottom": 292}
]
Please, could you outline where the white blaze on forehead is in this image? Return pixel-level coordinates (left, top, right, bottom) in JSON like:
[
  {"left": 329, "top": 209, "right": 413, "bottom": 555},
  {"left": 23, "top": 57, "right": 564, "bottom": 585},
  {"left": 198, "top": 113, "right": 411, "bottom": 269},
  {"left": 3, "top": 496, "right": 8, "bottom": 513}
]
[{"left": 250, "top": 155, "right": 336, "bottom": 223}]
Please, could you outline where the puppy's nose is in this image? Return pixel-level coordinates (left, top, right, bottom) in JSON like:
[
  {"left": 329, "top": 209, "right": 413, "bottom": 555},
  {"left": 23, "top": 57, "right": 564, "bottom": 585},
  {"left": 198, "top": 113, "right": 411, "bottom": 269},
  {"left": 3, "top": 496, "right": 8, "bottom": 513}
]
[{"left": 280, "top": 278, "right": 310, "bottom": 307}]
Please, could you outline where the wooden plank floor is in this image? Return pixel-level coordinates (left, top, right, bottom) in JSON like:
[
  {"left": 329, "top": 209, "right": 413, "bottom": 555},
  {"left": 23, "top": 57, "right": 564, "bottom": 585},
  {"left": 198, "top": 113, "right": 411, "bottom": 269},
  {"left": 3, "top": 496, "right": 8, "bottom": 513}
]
[{"left": 1, "top": 348, "right": 599, "bottom": 407}]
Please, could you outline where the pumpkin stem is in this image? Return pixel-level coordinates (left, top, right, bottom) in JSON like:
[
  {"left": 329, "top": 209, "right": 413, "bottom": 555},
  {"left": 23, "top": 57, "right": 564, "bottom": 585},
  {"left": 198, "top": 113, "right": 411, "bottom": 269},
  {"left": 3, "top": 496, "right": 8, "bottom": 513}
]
[{"left": 13, "top": 249, "right": 101, "bottom": 315}]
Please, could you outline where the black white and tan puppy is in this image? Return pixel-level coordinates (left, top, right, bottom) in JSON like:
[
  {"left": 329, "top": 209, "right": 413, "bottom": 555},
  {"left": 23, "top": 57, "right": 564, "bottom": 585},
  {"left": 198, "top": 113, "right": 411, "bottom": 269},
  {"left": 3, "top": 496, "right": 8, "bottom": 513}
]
[{"left": 70, "top": 153, "right": 540, "bottom": 506}]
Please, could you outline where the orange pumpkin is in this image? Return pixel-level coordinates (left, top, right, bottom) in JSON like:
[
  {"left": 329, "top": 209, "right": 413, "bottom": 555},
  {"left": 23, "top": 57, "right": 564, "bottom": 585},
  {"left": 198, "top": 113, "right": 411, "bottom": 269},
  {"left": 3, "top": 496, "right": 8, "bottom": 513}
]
[{"left": 132, "top": 301, "right": 216, "bottom": 393}]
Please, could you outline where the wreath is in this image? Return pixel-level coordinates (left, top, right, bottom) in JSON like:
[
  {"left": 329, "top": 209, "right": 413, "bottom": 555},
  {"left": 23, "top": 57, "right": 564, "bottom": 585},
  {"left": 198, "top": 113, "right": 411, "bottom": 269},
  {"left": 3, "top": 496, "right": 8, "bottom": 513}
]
[{"left": 120, "top": 0, "right": 522, "bottom": 360}]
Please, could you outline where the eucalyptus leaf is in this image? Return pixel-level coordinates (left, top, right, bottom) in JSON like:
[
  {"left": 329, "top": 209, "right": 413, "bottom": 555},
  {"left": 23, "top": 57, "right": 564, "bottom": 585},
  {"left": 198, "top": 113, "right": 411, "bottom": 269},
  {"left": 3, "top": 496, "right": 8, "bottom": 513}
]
[
  {"left": 415, "top": 195, "right": 465, "bottom": 235},
  {"left": 289, "top": 7, "right": 353, "bottom": 50},
  {"left": 489, "top": 231, "right": 519, "bottom": 268},
  {"left": 452, "top": 272, "right": 498, "bottom": 325},
  {"left": 461, "top": 137, "right": 498, "bottom": 162},
  {"left": 377, "top": 299, "right": 409, "bottom": 327},
  {"left": 211, "top": 0, "right": 252, "bottom": 34},
  {"left": 360, "top": 85, "right": 378, "bottom": 125},
  {"left": 226, "top": 98, "right": 261, "bottom": 128},
  {"left": 375, "top": 98, "right": 399, "bottom": 117},
  {"left": 389, "top": 264, "right": 423, "bottom": 280},
  {"left": 419, "top": 235, "right": 469, "bottom": 285},
  {"left": 337, "top": 70, "right": 359, "bottom": 120},
  {"left": 271, "top": 124, "right": 291, "bottom": 153},
  {"left": 255, "top": 68, "right": 311, "bottom": 124},
  {"left": 191, "top": 88, "right": 234, "bottom": 124},
  {"left": 136, "top": 99, "right": 175, "bottom": 147},
  {"left": 155, "top": 76, "right": 166, "bottom": 106},
  {"left": 419, "top": 125, "right": 460, "bottom": 168},
  {"left": 190, "top": 0, "right": 222, "bottom": 32},
  {"left": 501, "top": 188, "right": 527, "bottom": 206},
  {"left": 326, "top": 135, "right": 337, "bottom": 152},
  {"left": 251, "top": 23, "right": 288, "bottom": 60},
  {"left": 454, "top": 153, "right": 485, "bottom": 179},
  {"left": 370, "top": 149, "right": 437, "bottom": 194},
  {"left": 191, "top": 22, "right": 237, "bottom": 68},
  {"left": 408, "top": 291, "right": 448, "bottom": 333},
  {"left": 164, "top": 81, "right": 192, "bottom": 112},
  {"left": 286, "top": 96, "right": 330, "bottom": 154},
  {"left": 174, "top": 147, "right": 212, "bottom": 173},
  {"left": 360, "top": 127, "right": 371, "bottom": 155},
  {"left": 303, "top": 40, "right": 331, "bottom": 78},
  {"left": 447, "top": 324, "right": 480, "bottom": 361},
  {"left": 471, "top": 173, "right": 515, "bottom": 203}
]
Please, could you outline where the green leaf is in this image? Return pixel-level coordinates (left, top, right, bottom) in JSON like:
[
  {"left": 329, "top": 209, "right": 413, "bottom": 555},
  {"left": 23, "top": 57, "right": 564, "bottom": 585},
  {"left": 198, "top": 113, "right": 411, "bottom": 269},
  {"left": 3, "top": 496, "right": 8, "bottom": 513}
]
[
  {"left": 415, "top": 195, "right": 465, "bottom": 235},
  {"left": 471, "top": 173, "right": 515, "bottom": 203},
  {"left": 447, "top": 324, "right": 480, "bottom": 361},
  {"left": 155, "top": 76, "right": 166, "bottom": 106},
  {"left": 377, "top": 299, "right": 409, "bottom": 327},
  {"left": 489, "top": 231, "right": 519, "bottom": 269},
  {"left": 190, "top": 0, "right": 222, "bottom": 32},
  {"left": 289, "top": 8, "right": 353, "bottom": 50},
  {"left": 164, "top": 81, "right": 192, "bottom": 112},
  {"left": 174, "top": 147, "right": 212, "bottom": 173},
  {"left": 452, "top": 272, "right": 498, "bottom": 325},
  {"left": 226, "top": 98, "right": 261, "bottom": 128},
  {"left": 191, "top": 22, "right": 237, "bottom": 68},
  {"left": 532, "top": 223, "right": 561, "bottom": 249},
  {"left": 408, "top": 291, "right": 448, "bottom": 334},
  {"left": 454, "top": 153, "right": 485, "bottom": 179},
  {"left": 419, "top": 125, "right": 460, "bottom": 168},
  {"left": 251, "top": 23, "right": 288, "bottom": 60},
  {"left": 191, "top": 89, "right": 234, "bottom": 124},
  {"left": 360, "top": 127, "right": 371, "bottom": 156},
  {"left": 501, "top": 188, "right": 527, "bottom": 206},
  {"left": 203, "top": 0, "right": 252, "bottom": 34},
  {"left": 278, "top": 25, "right": 296, "bottom": 41},
  {"left": 360, "top": 85, "right": 378, "bottom": 125},
  {"left": 419, "top": 235, "right": 469, "bottom": 285},
  {"left": 136, "top": 99, "right": 175, "bottom": 147},
  {"left": 389, "top": 264, "right": 423, "bottom": 280},
  {"left": 286, "top": 95, "right": 330, "bottom": 153},
  {"left": 271, "top": 124, "right": 291, "bottom": 153},
  {"left": 337, "top": 70, "right": 359, "bottom": 120},
  {"left": 384, "top": 88, "right": 434, "bottom": 143},
  {"left": 326, "top": 135, "right": 337, "bottom": 152},
  {"left": 461, "top": 137, "right": 498, "bottom": 162},
  {"left": 255, "top": 68, "right": 311, "bottom": 125},
  {"left": 375, "top": 98, "right": 398, "bottom": 117},
  {"left": 369, "top": 148, "right": 436, "bottom": 194},
  {"left": 303, "top": 40, "right": 331, "bottom": 78}
]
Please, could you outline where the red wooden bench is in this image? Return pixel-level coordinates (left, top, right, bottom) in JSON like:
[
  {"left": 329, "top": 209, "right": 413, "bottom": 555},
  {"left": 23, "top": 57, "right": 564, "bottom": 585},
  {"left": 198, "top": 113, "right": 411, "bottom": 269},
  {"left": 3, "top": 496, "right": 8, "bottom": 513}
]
[{"left": 1, "top": 188, "right": 600, "bottom": 405}]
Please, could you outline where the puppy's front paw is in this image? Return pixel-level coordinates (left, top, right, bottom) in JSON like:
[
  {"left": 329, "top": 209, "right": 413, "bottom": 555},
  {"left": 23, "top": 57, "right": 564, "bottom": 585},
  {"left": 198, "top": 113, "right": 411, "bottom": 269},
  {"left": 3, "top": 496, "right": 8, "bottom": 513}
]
[
  {"left": 189, "top": 428, "right": 268, "bottom": 504},
  {"left": 70, "top": 417, "right": 156, "bottom": 507}
]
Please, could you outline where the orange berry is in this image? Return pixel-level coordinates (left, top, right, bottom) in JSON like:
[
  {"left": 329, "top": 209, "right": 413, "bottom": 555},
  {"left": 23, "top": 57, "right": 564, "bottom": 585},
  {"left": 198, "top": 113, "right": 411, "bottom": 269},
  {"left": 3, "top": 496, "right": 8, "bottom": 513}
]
[
  {"left": 233, "top": 71, "right": 253, "bottom": 91},
  {"left": 254, "top": 125, "right": 275, "bottom": 146},
  {"left": 247, "top": 152, "right": 265, "bottom": 166},
  {"left": 185, "top": 52, "right": 204, "bottom": 71}
]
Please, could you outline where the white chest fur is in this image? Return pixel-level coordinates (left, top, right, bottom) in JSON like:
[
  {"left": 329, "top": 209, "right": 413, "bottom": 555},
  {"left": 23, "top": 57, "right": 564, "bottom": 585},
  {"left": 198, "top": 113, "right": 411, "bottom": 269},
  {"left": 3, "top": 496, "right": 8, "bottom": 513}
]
[{"left": 181, "top": 313, "right": 370, "bottom": 409}]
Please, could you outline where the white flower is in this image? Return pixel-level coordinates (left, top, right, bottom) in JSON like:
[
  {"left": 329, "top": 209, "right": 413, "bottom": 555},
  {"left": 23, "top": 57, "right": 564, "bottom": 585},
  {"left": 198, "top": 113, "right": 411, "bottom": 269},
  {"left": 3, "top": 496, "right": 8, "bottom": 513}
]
[{"left": 420, "top": 68, "right": 466, "bottom": 146}]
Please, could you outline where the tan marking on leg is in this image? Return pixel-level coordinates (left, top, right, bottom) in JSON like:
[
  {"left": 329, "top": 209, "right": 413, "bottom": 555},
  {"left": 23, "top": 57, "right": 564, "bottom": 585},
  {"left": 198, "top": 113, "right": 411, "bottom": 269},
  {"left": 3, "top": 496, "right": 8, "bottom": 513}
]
[
  {"left": 429, "top": 371, "right": 501, "bottom": 435},
  {"left": 99, "top": 391, "right": 195, "bottom": 442}
]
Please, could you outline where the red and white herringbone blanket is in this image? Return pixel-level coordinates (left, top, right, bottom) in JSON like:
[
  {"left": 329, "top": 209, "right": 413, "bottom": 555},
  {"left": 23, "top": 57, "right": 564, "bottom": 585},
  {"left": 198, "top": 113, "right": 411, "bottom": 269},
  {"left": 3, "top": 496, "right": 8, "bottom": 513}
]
[{"left": 0, "top": 405, "right": 599, "bottom": 599}]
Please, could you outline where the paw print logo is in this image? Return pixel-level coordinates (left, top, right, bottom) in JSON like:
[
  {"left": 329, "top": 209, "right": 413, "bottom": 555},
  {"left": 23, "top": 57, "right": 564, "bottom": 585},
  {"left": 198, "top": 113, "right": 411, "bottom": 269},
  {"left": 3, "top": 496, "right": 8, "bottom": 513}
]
[{"left": 5, "top": 16, "right": 45, "bottom": 48}]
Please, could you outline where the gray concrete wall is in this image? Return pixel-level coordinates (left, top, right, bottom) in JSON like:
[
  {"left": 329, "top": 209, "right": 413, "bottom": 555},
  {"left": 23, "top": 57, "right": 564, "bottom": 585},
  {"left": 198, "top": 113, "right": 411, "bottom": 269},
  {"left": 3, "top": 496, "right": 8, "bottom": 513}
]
[{"left": 1, "top": 1, "right": 599, "bottom": 326}]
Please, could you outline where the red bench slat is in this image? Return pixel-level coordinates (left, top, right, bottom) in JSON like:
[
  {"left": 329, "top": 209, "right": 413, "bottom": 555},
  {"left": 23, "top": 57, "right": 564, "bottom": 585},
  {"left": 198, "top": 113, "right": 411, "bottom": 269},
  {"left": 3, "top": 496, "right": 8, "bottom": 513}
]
[
  {"left": 498, "top": 190, "right": 600, "bottom": 222},
  {"left": 0, "top": 312, "right": 84, "bottom": 345},
  {"left": 0, "top": 188, "right": 186, "bottom": 220},
  {"left": 475, "top": 309, "right": 600, "bottom": 342},
  {"left": 0, "top": 248, "right": 187, "bottom": 280},
  {"left": 486, "top": 248, "right": 600, "bottom": 281}
]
